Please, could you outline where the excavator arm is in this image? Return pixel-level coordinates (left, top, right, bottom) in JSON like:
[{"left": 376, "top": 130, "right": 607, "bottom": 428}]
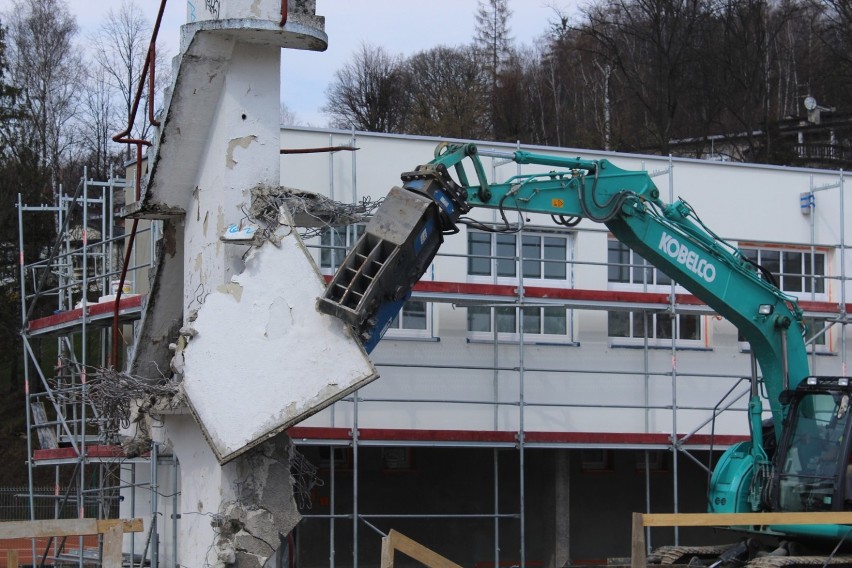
[{"left": 318, "top": 142, "right": 816, "bottom": 517}]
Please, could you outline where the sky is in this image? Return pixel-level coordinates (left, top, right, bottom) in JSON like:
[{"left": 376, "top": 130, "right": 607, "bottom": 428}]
[{"left": 0, "top": 0, "right": 571, "bottom": 126}]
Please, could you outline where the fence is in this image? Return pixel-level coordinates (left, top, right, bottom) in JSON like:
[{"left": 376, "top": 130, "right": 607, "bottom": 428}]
[{"left": 0, "top": 487, "right": 111, "bottom": 522}]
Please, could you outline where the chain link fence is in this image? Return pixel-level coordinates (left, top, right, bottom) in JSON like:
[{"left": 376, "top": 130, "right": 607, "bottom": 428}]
[{"left": 0, "top": 486, "right": 113, "bottom": 521}]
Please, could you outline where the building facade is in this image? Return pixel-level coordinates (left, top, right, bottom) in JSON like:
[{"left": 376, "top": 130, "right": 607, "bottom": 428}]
[{"left": 275, "top": 127, "right": 850, "bottom": 566}]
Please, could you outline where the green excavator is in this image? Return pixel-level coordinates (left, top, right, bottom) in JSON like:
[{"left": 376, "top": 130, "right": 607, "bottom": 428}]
[{"left": 318, "top": 142, "right": 852, "bottom": 564}]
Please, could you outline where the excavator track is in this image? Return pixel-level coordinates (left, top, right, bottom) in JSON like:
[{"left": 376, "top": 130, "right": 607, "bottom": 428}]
[
  {"left": 649, "top": 545, "right": 852, "bottom": 568},
  {"left": 650, "top": 544, "right": 734, "bottom": 564},
  {"left": 746, "top": 555, "right": 852, "bottom": 568}
]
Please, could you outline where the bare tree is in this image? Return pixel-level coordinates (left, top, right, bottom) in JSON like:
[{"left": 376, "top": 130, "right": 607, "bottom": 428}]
[
  {"left": 5, "top": 0, "right": 83, "bottom": 186},
  {"left": 491, "top": 49, "right": 536, "bottom": 143},
  {"left": 90, "top": 0, "right": 168, "bottom": 158},
  {"left": 581, "top": 0, "right": 706, "bottom": 152},
  {"left": 810, "top": 0, "right": 852, "bottom": 119},
  {"left": 80, "top": 65, "right": 121, "bottom": 179},
  {"left": 322, "top": 43, "right": 410, "bottom": 133},
  {"left": 0, "top": 18, "right": 17, "bottom": 125},
  {"left": 280, "top": 102, "right": 301, "bottom": 126},
  {"left": 406, "top": 46, "right": 490, "bottom": 139}
]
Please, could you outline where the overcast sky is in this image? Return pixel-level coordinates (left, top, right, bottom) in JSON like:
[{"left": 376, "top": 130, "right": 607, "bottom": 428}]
[{"left": 0, "top": 0, "right": 570, "bottom": 126}]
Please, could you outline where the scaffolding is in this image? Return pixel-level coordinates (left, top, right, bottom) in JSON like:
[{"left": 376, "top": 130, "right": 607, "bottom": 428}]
[
  {"left": 16, "top": 168, "right": 175, "bottom": 566},
  {"left": 283, "top": 134, "right": 852, "bottom": 567},
  {"left": 12, "top": 134, "right": 852, "bottom": 567}
]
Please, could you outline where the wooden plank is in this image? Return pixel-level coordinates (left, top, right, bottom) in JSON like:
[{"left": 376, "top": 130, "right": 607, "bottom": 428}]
[
  {"left": 0, "top": 519, "right": 99, "bottom": 539},
  {"left": 641, "top": 512, "right": 852, "bottom": 527},
  {"left": 101, "top": 523, "right": 124, "bottom": 568},
  {"left": 386, "top": 529, "right": 463, "bottom": 568},
  {"left": 30, "top": 402, "right": 58, "bottom": 450},
  {"left": 97, "top": 518, "right": 143, "bottom": 534},
  {"left": 7, "top": 549, "right": 19, "bottom": 568},
  {"left": 631, "top": 512, "right": 646, "bottom": 568},
  {"left": 380, "top": 535, "right": 394, "bottom": 568},
  {"left": 0, "top": 518, "right": 143, "bottom": 539}
]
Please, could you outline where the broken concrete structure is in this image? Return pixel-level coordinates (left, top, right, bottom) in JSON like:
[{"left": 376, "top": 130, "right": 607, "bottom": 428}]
[{"left": 121, "top": 1, "right": 377, "bottom": 565}]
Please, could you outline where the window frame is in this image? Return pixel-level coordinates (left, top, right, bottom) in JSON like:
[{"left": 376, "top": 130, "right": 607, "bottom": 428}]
[
  {"left": 607, "top": 310, "right": 706, "bottom": 348},
  {"left": 466, "top": 228, "right": 574, "bottom": 286},
  {"left": 736, "top": 243, "right": 831, "bottom": 353},
  {"left": 606, "top": 238, "right": 705, "bottom": 347},
  {"left": 383, "top": 299, "right": 436, "bottom": 341},
  {"left": 607, "top": 239, "right": 678, "bottom": 292},
  {"left": 318, "top": 225, "right": 366, "bottom": 273},
  {"left": 737, "top": 242, "right": 829, "bottom": 301},
  {"left": 317, "top": 225, "right": 436, "bottom": 341},
  {"left": 466, "top": 304, "right": 576, "bottom": 344}
]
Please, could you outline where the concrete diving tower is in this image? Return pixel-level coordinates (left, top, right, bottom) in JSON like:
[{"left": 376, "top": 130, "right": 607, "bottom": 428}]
[{"left": 122, "top": 2, "right": 377, "bottom": 565}]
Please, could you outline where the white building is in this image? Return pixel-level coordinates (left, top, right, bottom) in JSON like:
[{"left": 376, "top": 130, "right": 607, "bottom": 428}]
[{"left": 272, "top": 127, "right": 850, "bottom": 566}]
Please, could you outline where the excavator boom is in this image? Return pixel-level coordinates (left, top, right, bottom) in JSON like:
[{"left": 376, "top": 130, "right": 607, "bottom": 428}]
[{"left": 318, "top": 143, "right": 852, "bottom": 542}]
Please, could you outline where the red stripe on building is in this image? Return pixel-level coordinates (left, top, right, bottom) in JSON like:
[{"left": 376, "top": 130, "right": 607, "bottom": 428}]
[
  {"left": 287, "top": 427, "right": 746, "bottom": 447},
  {"left": 323, "top": 276, "right": 848, "bottom": 314}
]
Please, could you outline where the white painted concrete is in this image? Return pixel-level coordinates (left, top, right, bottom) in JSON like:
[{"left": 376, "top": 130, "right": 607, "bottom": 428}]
[
  {"left": 181, "top": 230, "right": 378, "bottom": 462},
  {"left": 120, "top": 2, "right": 380, "bottom": 565},
  {"left": 280, "top": 127, "right": 851, "bottom": 441}
]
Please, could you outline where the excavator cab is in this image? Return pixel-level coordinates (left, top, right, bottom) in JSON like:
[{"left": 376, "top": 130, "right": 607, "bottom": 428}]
[{"left": 772, "top": 377, "right": 852, "bottom": 512}]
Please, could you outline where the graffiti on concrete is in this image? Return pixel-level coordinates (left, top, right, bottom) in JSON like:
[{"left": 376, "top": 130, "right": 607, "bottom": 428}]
[{"left": 204, "top": 0, "right": 220, "bottom": 19}]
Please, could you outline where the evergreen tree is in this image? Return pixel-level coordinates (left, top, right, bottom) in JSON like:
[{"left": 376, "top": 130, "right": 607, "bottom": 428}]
[
  {"left": 474, "top": 0, "right": 513, "bottom": 138},
  {"left": 0, "top": 17, "right": 53, "bottom": 391}
]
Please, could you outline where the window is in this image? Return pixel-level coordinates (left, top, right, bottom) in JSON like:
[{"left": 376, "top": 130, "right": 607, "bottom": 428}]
[
  {"left": 580, "top": 449, "right": 613, "bottom": 472},
  {"left": 607, "top": 240, "right": 671, "bottom": 287},
  {"left": 382, "top": 448, "right": 414, "bottom": 471},
  {"left": 388, "top": 300, "right": 428, "bottom": 331},
  {"left": 467, "top": 305, "right": 574, "bottom": 343},
  {"left": 608, "top": 311, "right": 703, "bottom": 346},
  {"left": 636, "top": 450, "right": 667, "bottom": 472},
  {"left": 607, "top": 239, "right": 703, "bottom": 346},
  {"left": 803, "top": 317, "right": 830, "bottom": 351},
  {"left": 467, "top": 230, "right": 572, "bottom": 282},
  {"left": 319, "top": 225, "right": 365, "bottom": 271},
  {"left": 383, "top": 300, "right": 434, "bottom": 340},
  {"left": 738, "top": 244, "right": 830, "bottom": 352},
  {"left": 318, "top": 446, "right": 352, "bottom": 470},
  {"left": 739, "top": 246, "right": 826, "bottom": 297}
]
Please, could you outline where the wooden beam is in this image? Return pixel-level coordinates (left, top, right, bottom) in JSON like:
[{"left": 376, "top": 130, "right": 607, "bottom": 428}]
[
  {"left": 6, "top": 549, "right": 19, "bottom": 568},
  {"left": 641, "top": 512, "right": 852, "bottom": 527},
  {"left": 97, "top": 518, "right": 143, "bottom": 534},
  {"left": 102, "top": 523, "right": 125, "bottom": 568},
  {"left": 380, "top": 530, "right": 463, "bottom": 568},
  {"left": 380, "top": 534, "right": 395, "bottom": 568},
  {"left": 631, "top": 512, "right": 646, "bottom": 568},
  {"left": 0, "top": 518, "right": 143, "bottom": 539}
]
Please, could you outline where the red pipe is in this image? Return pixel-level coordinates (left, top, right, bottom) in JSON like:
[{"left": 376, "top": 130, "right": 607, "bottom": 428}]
[
  {"left": 110, "top": 0, "right": 169, "bottom": 368},
  {"left": 112, "top": 0, "right": 167, "bottom": 147},
  {"left": 280, "top": 0, "right": 288, "bottom": 26}
]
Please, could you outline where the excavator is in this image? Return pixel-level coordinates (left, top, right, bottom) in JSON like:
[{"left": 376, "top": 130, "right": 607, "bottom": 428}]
[{"left": 317, "top": 142, "right": 852, "bottom": 564}]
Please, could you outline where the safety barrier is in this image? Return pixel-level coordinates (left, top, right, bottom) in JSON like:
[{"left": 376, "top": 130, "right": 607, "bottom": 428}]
[
  {"left": 631, "top": 511, "right": 852, "bottom": 568},
  {"left": 380, "top": 529, "right": 463, "bottom": 568},
  {"left": 0, "top": 518, "right": 142, "bottom": 568}
]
